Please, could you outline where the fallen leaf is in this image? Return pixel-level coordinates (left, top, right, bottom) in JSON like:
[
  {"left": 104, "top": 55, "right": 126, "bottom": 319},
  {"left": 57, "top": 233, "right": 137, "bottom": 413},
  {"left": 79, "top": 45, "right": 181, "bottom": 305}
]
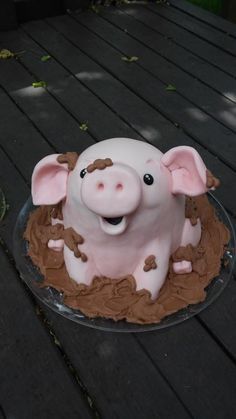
[
  {"left": 0, "top": 49, "right": 15, "bottom": 59},
  {"left": 0, "top": 189, "right": 9, "bottom": 221},
  {"left": 41, "top": 55, "right": 51, "bottom": 62},
  {"left": 32, "top": 81, "right": 47, "bottom": 88},
  {"left": 79, "top": 122, "right": 88, "bottom": 131},
  {"left": 90, "top": 4, "right": 100, "bottom": 13},
  {"left": 166, "top": 84, "right": 176, "bottom": 91},
  {"left": 121, "top": 55, "right": 139, "bottom": 63}
]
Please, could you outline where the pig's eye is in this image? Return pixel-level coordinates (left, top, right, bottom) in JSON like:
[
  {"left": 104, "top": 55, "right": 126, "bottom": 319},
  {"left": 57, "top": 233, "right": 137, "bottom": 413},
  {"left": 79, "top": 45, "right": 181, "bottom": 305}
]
[
  {"left": 143, "top": 174, "right": 154, "bottom": 185},
  {"left": 80, "top": 168, "right": 87, "bottom": 178}
]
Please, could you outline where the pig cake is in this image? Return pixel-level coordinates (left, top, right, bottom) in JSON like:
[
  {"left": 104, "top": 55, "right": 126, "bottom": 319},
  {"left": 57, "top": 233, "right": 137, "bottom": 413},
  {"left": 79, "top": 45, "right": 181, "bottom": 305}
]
[{"left": 24, "top": 138, "right": 230, "bottom": 324}]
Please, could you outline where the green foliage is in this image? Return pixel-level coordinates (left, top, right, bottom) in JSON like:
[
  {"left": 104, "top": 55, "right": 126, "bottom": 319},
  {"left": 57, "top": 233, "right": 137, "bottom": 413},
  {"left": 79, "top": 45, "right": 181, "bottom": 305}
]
[
  {"left": 0, "top": 49, "right": 15, "bottom": 59},
  {"left": 32, "top": 81, "right": 47, "bottom": 88},
  {"left": 79, "top": 122, "right": 89, "bottom": 131},
  {"left": 165, "top": 84, "right": 176, "bottom": 91},
  {"left": 121, "top": 55, "right": 139, "bottom": 62},
  {"left": 41, "top": 55, "right": 51, "bottom": 62}
]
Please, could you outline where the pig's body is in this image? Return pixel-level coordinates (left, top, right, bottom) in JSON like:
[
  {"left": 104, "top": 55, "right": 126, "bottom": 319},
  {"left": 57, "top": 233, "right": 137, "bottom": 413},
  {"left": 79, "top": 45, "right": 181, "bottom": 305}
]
[{"left": 33, "top": 138, "right": 207, "bottom": 299}]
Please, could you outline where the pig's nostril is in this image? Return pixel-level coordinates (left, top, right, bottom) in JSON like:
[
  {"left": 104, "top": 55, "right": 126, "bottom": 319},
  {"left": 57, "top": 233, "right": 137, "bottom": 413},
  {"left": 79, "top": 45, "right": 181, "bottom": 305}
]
[
  {"left": 97, "top": 182, "right": 104, "bottom": 190},
  {"left": 116, "top": 183, "right": 123, "bottom": 191}
]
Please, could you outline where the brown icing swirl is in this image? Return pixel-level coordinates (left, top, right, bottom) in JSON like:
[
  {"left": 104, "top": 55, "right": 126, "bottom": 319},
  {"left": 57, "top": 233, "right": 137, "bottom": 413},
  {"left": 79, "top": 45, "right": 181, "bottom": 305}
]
[
  {"left": 57, "top": 152, "right": 79, "bottom": 171},
  {"left": 24, "top": 195, "right": 230, "bottom": 324},
  {"left": 87, "top": 158, "right": 113, "bottom": 173}
]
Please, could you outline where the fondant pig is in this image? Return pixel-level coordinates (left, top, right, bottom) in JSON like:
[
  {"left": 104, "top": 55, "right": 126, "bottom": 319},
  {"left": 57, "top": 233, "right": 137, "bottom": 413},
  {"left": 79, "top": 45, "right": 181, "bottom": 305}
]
[{"left": 32, "top": 138, "right": 209, "bottom": 299}]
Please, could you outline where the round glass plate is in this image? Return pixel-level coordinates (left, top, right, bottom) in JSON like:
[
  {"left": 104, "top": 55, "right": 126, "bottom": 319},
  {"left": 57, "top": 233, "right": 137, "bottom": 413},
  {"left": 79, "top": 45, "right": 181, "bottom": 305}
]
[{"left": 13, "top": 194, "right": 235, "bottom": 332}]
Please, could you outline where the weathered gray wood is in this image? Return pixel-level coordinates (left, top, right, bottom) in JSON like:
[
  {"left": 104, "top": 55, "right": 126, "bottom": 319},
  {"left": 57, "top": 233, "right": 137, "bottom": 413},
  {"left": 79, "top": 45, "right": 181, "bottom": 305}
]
[
  {"left": 149, "top": 2, "right": 236, "bottom": 56},
  {"left": 114, "top": 5, "right": 236, "bottom": 106},
  {"left": 0, "top": 18, "right": 232, "bottom": 217},
  {"left": 169, "top": 0, "right": 236, "bottom": 38},
  {"left": 0, "top": 243, "right": 95, "bottom": 419},
  {"left": 124, "top": 4, "right": 236, "bottom": 77},
  {"left": 199, "top": 277, "right": 236, "bottom": 358},
  {"left": 79, "top": 8, "right": 236, "bottom": 136},
  {"left": 5, "top": 19, "right": 236, "bottom": 217},
  {"left": 136, "top": 316, "right": 236, "bottom": 419},
  {"left": 46, "top": 13, "right": 236, "bottom": 171}
]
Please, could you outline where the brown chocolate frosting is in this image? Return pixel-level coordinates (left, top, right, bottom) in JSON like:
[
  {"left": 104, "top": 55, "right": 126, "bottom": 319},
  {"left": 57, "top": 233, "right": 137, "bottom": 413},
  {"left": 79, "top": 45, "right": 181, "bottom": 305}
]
[
  {"left": 24, "top": 194, "right": 230, "bottom": 324},
  {"left": 57, "top": 152, "right": 79, "bottom": 171}
]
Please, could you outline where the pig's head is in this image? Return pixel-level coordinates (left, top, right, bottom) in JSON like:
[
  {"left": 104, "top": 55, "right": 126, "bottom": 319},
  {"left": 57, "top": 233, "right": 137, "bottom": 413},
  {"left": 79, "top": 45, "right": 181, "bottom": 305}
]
[{"left": 32, "top": 138, "right": 208, "bottom": 236}]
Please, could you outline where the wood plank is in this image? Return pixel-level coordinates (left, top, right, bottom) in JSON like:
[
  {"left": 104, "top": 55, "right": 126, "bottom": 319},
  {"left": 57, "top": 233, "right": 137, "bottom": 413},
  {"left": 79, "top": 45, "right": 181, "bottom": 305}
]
[
  {"left": 0, "top": 88, "right": 53, "bottom": 181},
  {"left": 81, "top": 8, "right": 236, "bottom": 137},
  {"left": 136, "top": 317, "right": 236, "bottom": 419},
  {"left": 21, "top": 19, "right": 184, "bottom": 146},
  {"left": 104, "top": 6, "right": 236, "bottom": 106},
  {"left": 0, "top": 243, "right": 94, "bottom": 418},
  {"left": 0, "top": 22, "right": 230, "bottom": 217},
  {"left": 149, "top": 2, "right": 236, "bottom": 56},
  {"left": 0, "top": 151, "right": 192, "bottom": 419},
  {"left": 12, "top": 19, "right": 236, "bottom": 217},
  {"left": 199, "top": 277, "right": 236, "bottom": 359},
  {"left": 41, "top": 15, "right": 236, "bottom": 174},
  {"left": 99, "top": 6, "right": 236, "bottom": 104},
  {"left": 0, "top": 28, "right": 140, "bottom": 146},
  {"left": 169, "top": 0, "right": 236, "bottom": 38},
  {"left": 123, "top": 4, "right": 236, "bottom": 77}
]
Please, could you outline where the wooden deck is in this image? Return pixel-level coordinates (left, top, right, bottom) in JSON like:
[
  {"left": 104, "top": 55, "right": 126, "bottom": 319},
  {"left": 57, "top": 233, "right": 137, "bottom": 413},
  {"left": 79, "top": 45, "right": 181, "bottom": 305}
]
[{"left": 0, "top": 1, "right": 236, "bottom": 417}]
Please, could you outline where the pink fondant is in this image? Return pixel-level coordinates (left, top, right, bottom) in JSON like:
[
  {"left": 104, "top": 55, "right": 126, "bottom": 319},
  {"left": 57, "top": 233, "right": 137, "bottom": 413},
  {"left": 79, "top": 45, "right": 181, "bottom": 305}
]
[
  {"left": 33, "top": 138, "right": 209, "bottom": 299},
  {"left": 81, "top": 164, "right": 141, "bottom": 218},
  {"left": 32, "top": 154, "right": 69, "bottom": 205},
  {"left": 173, "top": 261, "right": 192, "bottom": 274},
  {"left": 48, "top": 239, "right": 64, "bottom": 252},
  {"left": 161, "top": 146, "right": 207, "bottom": 196}
]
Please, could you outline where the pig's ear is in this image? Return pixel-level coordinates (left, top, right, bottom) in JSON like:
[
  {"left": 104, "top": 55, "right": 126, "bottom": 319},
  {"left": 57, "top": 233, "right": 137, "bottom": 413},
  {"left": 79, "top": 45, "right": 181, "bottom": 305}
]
[
  {"left": 161, "top": 146, "right": 207, "bottom": 196},
  {"left": 32, "top": 154, "right": 69, "bottom": 205}
]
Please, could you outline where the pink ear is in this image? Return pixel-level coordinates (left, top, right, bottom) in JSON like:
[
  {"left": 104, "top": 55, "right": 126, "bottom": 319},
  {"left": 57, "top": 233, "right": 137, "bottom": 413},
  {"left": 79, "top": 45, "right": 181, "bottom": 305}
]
[
  {"left": 32, "top": 154, "right": 69, "bottom": 205},
  {"left": 161, "top": 146, "right": 207, "bottom": 196}
]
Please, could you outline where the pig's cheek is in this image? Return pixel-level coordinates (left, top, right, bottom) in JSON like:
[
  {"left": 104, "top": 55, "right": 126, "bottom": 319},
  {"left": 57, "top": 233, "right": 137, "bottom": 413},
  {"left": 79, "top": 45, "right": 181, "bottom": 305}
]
[{"left": 141, "top": 185, "right": 161, "bottom": 208}]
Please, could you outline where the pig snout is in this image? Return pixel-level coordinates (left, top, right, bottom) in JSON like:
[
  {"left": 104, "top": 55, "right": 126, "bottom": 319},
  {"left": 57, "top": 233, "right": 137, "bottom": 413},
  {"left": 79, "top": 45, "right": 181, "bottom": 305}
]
[{"left": 81, "top": 164, "right": 141, "bottom": 217}]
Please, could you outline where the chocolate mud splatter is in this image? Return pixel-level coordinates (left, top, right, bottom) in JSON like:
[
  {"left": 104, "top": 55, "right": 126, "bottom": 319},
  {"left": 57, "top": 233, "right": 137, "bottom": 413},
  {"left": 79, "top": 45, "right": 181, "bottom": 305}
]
[
  {"left": 143, "top": 255, "right": 157, "bottom": 272},
  {"left": 24, "top": 195, "right": 229, "bottom": 324},
  {"left": 87, "top": 158, "right": 113, "bottom": 173},
  {"left": 57, "top": 152, "right": 79, "bottom": 171}
]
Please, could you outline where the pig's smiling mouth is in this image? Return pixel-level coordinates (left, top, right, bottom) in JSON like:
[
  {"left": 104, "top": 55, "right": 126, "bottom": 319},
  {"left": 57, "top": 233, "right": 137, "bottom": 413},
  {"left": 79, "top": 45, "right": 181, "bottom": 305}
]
[
  {"left": 103, "top": 216, "right": 123, "bottom": 225},
  {"left": 98, "top": 215, "right": 127, "bottom": 235}
]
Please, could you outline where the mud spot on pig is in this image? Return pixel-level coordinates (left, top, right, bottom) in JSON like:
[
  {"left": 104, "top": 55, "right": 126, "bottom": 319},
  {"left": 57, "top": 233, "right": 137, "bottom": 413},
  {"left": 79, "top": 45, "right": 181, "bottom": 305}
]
[
  {"left": 143, "top": 255, "right": 157, "bottom": 272},
  {"left": 86, "top": 158, "right": 113, "bottom": 173}
]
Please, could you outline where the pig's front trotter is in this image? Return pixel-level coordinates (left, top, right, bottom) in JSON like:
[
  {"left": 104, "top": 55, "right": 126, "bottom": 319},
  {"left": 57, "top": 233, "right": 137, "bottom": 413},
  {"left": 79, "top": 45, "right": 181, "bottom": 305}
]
[{"left": 63, "top": 244, "right": 98, "bottom": 286}]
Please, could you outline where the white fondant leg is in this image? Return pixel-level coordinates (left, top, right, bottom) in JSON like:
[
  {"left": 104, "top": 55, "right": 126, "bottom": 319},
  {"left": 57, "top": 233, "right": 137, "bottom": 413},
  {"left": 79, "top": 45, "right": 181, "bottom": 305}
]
[
  {"left": 133, "top": 242, "right": 170, "bottom": 300},
  {"left": 63, "top": 245, "right": 98, "bottom": 285}
]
